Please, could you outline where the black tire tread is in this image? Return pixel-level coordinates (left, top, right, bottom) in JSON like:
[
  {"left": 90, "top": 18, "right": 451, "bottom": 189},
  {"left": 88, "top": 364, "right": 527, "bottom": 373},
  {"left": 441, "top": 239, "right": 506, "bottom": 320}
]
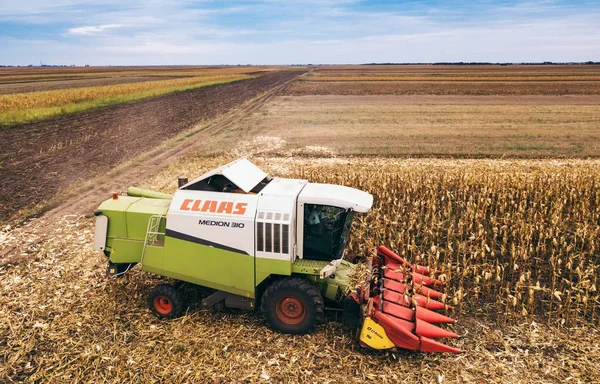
[
  {"left": 147, "top": 283, "right": 185, "bottom": 319},
  {"left": 261, "top": 277, "right": 324, "bottom": 335}
]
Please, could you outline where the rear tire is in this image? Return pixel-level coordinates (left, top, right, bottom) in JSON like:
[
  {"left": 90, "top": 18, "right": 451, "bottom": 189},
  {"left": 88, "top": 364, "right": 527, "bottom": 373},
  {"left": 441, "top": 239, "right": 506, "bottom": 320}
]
[
  {"left": 261, "top": 277, "right": 324, "bottom": 334},
  {"left": 148, "top": 284, "right": 185, "bottom": 319}
]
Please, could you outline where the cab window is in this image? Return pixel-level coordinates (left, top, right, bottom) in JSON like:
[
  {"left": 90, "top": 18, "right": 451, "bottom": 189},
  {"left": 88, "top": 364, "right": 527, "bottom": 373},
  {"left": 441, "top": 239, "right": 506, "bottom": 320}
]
[{"left": 303, "top": 204, "right": 352, "bottom": 261}]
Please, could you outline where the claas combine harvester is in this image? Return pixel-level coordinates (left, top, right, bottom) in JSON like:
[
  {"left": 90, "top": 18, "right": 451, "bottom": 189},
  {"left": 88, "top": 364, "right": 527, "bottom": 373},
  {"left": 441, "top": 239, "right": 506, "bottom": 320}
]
[{"left": 94, "top": 159, "right": 460, "bottom": 353}]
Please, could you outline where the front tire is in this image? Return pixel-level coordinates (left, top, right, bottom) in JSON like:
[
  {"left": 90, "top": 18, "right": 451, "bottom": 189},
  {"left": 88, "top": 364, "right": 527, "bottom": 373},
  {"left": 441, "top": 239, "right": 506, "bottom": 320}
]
[
  {"left": 261, "top": 277, "right": 324, "bottom": 334},
  {"left": 148, "top": 284, "right": 185, "bottom": 319}
]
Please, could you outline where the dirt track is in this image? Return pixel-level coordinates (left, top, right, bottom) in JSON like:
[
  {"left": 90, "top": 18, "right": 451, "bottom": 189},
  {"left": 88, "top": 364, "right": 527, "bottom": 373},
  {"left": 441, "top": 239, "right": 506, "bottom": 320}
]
[{"left": 0, "top": 71, "right": 302, "bottom": 220}]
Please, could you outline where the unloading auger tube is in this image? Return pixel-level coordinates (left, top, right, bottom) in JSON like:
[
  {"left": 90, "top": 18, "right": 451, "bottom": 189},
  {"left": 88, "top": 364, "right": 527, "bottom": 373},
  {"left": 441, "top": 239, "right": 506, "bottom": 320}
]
[{"left": 349, "top": 246, "right": 461, "bottom": 353}]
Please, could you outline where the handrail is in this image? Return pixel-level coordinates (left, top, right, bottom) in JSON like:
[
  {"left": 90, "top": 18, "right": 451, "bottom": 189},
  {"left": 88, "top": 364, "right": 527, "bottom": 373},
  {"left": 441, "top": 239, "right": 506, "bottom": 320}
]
[{"left": 140, "top": 214, "right": 165, "bottom": 266}]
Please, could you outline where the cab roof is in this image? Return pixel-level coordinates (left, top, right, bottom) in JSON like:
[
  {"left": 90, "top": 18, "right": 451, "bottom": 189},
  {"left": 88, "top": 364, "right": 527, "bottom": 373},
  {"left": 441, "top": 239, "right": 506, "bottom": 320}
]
[
  {"left": 298, "top": 183, "right": 373, "bottom": 213},
  {"left": 180, "top": 158, "right": 267, "bottom": 193}
]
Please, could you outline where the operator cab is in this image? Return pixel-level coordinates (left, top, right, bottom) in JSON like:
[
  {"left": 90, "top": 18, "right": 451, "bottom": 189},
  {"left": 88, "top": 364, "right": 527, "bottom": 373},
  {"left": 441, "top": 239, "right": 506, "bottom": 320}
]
[{"left": 298, "top": 183, "right": 372, "bottom": 262}]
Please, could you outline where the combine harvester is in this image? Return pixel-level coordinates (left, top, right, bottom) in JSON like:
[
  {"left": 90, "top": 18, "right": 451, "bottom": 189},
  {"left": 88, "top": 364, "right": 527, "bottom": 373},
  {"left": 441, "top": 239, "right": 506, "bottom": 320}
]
[{"left": 94, "top": 158, "right": 459, "bottom": 353}]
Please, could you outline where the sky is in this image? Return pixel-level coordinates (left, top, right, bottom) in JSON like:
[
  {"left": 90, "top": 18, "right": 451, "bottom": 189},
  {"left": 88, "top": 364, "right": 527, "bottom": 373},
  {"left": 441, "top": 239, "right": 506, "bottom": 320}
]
[{"left": 0, "top": 0, "right": 598, "bottom": 65}]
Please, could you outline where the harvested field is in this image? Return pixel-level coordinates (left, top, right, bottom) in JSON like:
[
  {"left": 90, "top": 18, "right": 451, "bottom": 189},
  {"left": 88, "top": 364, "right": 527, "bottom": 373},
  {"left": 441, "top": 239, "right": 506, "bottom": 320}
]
[
  {"left": 0, "top": 71, "right": 301, "bottom": 220},
  {"left": 287, "top": 65, "right": 600, "bottom": 95},
  {"left": 2, "top": 156, "right": 599, "bottom": 383},
  {"left": 288, "top": 80, "right": 600, "bottom": 95},
  {"left": 305, "top": 65, "right": 600, "bottom": 81},
  {"left": 309, "top": 64, "right": 600, "bottom": 74},
  {"left": 241, "top": 95, "right": 600, "bottom": 157},
  {"left": 2, "top": 65, "right": 600, "bottom": 383}
]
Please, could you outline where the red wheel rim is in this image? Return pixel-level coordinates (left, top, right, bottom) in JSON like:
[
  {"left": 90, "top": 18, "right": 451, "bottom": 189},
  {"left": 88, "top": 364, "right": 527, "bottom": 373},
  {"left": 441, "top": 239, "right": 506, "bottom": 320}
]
[
  {"left": 275, "top": 297, "right": 306, "bottom": 325},
  {"left": 154, "top": 296, "right": 172, "bottom": 315}
]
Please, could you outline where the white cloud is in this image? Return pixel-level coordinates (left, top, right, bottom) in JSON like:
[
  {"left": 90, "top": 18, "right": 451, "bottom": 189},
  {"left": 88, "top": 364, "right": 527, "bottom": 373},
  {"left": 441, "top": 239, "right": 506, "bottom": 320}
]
[
  {"left": 68, "top": 23, "right": 122, "bottom": 35},
  {"left": 101, "top": 41, "right": 225, "bottom": 55},
  {"left": 1, "top": 1, "right": 599, "bottom": 65}
]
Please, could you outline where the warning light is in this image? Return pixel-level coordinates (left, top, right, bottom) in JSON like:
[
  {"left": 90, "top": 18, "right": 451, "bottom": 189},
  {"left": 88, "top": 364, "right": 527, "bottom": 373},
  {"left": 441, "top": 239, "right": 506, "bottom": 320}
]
[{"left": 112, "top": 192, "right": 119, "bottom": 200}]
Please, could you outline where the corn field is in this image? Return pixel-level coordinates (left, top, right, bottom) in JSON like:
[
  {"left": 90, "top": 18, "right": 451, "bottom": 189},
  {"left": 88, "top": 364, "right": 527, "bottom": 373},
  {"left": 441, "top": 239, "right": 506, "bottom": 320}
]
[
  {"left": 0, "top": 66, "right": 268, "bottom": 83},
  {"left": 271, "top": 158, "right": 600, "bottom": 326},
  {"left": 0, "top": 74, "right": 253, "bottom": 113}
]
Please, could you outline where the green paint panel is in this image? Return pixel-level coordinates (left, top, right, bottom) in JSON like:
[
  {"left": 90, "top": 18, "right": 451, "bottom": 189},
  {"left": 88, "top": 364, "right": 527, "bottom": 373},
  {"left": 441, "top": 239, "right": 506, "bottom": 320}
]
[
  {"left": 97, "top": 196, "right": 140, "bottom": 238},
  {"left": 162, "top": 236, "right": 255, "bottom": 298},
  {"left": 126, "top": 198, "right": 170, "bottom": 240},
  {"left": 98, "top": 196, "right": 169, "bottom": 240},
  {"left": 292, "top": 259, "right": 357, "bottom": 302},
  {"left": 108, "top": 238, "right": 144, "bottom": 263},
  {"left": 326, "top": 260, "right": 356, "bottom": 287},
  {"left": 101, "top": 196, "right": 170, "bottom": 264},
  {"left": 324, "top": 283, "right": 339, "bottom": 301},
  {"left": 256, "top": 257, "right": 292, "bottom": 286},
  {"left": 322, "top": 260, "right": 358, "bottom": 301},
  {"left": 142, "top": 245, "right": 164, "bottom": 270},
  {"left": 292, "top": 259, "right": 329, "bottom": 276}
]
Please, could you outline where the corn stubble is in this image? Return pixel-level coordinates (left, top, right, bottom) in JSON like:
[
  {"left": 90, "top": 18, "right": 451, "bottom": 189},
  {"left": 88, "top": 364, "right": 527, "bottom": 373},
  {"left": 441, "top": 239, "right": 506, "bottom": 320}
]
[
  {"left": 2, "top": 157, "right": 600, "bottom": 382},
  {"left": 282, "top": 159, "right": 600, "bottom": 325}
]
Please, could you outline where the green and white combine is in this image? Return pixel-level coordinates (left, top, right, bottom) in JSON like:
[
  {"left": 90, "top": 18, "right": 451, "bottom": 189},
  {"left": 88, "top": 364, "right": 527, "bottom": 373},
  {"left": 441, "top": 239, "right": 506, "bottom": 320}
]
[{"left": 94, "top": 158, "right": 460, "bottom": 353}]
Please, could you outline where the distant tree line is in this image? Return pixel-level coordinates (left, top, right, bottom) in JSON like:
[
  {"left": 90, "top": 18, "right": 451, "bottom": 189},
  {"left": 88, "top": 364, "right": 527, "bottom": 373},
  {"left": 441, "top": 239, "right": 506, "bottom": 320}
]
[
  {"left": 362, "top": 61, "right": 599, "bottom": 66},
  {"left": 1, "top": 61, "right": 598, "bottom": 68},
  {"left": 0, "top": 64, "right": 81, "bottom": 68}
]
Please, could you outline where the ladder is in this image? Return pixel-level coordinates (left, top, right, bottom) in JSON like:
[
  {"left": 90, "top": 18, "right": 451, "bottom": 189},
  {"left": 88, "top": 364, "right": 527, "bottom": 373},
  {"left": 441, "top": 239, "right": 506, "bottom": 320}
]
[{"left": 141, "top": 214, "right": 165, "bottom": 266}]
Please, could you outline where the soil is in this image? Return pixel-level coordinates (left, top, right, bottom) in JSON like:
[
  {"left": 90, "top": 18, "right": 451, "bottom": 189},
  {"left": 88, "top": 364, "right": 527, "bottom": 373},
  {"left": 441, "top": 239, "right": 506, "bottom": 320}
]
[{"left": 0, "top": 71, "right": 302, "bottom": 221}]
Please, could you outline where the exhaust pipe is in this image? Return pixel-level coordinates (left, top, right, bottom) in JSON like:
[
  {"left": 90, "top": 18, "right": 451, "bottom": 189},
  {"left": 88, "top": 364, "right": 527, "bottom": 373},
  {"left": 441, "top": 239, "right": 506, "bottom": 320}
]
[
  {"left": 127, "top": 187, "right": 172, "bottom": 200},
  {"left": 178, "top": 177, "right": 188, "bottom": 188}
]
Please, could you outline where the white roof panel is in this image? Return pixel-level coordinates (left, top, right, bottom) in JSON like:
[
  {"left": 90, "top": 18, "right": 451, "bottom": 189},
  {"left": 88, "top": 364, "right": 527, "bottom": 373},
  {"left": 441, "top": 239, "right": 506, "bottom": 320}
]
[
  {"left": 222, "top": 159, "right": 267, "bottom": 193},
  {"left": 181, "top": 158, "right": 267, "bottom": 193},
  {"left": 256, "top": 178, "right": 308, "bottom": 213},
  {"left": 298, "top": 183, "right": 373, "bottom": 213},
  {"left": 260, "top": 178, "right": 308, "bottom": 198}
]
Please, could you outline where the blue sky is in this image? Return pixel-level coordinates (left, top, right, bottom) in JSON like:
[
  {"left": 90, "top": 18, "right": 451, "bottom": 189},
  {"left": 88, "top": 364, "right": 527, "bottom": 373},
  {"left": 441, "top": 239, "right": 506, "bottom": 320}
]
[{"left": 0, "top": 0, "right": 598, "bottom": 65}]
